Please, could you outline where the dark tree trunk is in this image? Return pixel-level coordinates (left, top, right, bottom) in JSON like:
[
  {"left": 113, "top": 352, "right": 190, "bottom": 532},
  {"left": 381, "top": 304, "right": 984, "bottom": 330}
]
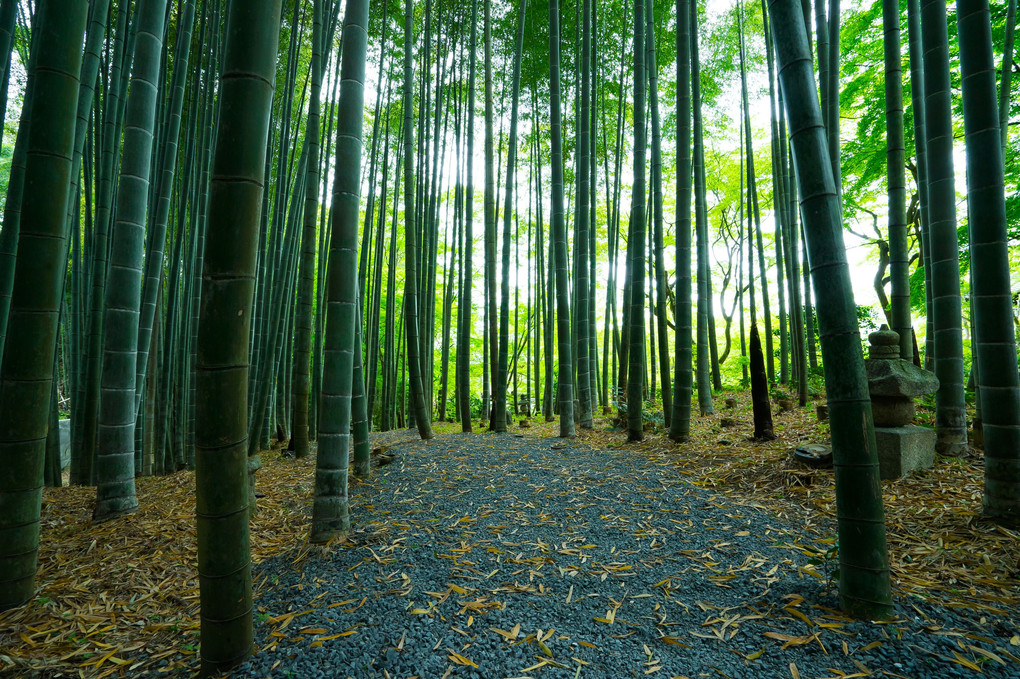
[{"left": 749, "top": 326, "right": 775, "bottom": 441}]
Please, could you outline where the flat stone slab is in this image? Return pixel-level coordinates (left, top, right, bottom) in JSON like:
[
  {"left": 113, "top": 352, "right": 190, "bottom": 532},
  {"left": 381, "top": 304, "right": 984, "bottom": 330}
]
[{"left": 875, "top": 424, "right": 936, "bottom": 480}]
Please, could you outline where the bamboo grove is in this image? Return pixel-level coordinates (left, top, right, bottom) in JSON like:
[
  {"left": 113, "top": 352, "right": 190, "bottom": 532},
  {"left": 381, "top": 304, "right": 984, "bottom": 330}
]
[{"left": 0, "top": 0, "right": 1018, "bottom": 674}]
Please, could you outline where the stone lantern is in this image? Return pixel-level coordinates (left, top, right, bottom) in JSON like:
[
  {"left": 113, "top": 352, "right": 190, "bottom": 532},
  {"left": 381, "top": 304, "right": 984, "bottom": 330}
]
[{"left": 865, "top": 326, "right": 939, "bottom": 479}]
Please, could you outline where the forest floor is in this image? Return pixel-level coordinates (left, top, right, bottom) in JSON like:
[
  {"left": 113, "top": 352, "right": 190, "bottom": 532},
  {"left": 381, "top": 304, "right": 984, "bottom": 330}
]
[{"left": 0, "top": 390, "right": 1018, "bottom": 678}]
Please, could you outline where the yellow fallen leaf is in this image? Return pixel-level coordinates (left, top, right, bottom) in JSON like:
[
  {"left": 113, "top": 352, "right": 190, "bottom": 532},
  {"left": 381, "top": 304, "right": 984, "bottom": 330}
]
[
  {"left": 785, "top": 608, "right": 813, "bottom": 627},
  {"left": 968, "top": 646, "right": 1005, "bottom": 665},
  {"left": 790, "top": 661, "right": 800, "bottom": 679},
  {"left": 82, "top": 649, "right": 118, "bottom": 668},
  {"left": 448, "top": 651, "right": 478, "bottom": 668},
  {"left": 765, "top": 632, "right": 811, "bottom": 646},
  {"left": 537, "top": 640, "right": 552, "bottom": 657},
  {"left": 85, "top": 625, "right": 116, "bottom": 638},
  {"left": 270, "top": 609, "right": 314, "bottom": 630},
  {"left": 746, "top": 646, "right": 766, "bottom": 660},
  {"left": 851, "top": 659, "right": 872, "bottom": 675},
  {"left": 951, "top": 652, "right": 981, "bottom": 672},
  {"left": 59, "top": 648, "right": 90, "bottom": 661}
]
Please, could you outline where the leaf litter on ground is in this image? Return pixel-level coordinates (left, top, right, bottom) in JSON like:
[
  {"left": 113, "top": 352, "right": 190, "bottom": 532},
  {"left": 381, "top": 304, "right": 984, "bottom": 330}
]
[{"left": 1, "top": 394, "right": 1017, "bottom": 677}]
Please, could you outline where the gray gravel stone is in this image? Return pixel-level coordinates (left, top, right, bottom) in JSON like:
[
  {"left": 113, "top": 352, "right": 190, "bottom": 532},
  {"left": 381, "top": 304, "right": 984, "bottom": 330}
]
[{"left": 238, "top": 432, "right": 1018, "bottom": 679}]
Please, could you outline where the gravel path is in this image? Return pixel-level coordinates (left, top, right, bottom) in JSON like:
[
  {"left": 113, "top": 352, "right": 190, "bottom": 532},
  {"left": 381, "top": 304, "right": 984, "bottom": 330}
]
[{"left": 238, "top": 432, "right": 1019, "bottom": 679}]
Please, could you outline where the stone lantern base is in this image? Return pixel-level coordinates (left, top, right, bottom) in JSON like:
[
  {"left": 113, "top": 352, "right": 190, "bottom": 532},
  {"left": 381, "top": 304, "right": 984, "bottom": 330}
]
[{"left": 875, "top": 425, "right": 936, "bottom": 480}]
